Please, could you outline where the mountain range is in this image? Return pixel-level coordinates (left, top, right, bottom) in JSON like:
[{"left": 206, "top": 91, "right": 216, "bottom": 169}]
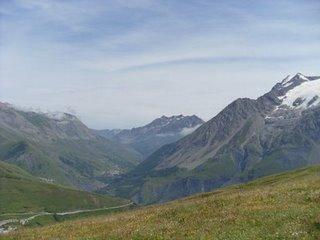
[
  {"left": 96, "top": 115, "right": 204, "bottom": 159},
  {"left": 1, "top": 73, "right": 319, "bottom": 206},
  {"left": 0, "top": 103, "right": 140, "bottom": 191},
  {"left": 101, "top": 73, "right": 320, "bottom": 204}
]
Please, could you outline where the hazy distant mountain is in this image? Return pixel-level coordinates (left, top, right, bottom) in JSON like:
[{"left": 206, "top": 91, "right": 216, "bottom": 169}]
[
  {"left": 96, "top": 115, "right": 204, "bottom": 159},
  {"left": 103, "top": 73, "right": 320, "bottom": 204},
  {"left": 0, "top": 103, "right": 140, "bottom": 191}
]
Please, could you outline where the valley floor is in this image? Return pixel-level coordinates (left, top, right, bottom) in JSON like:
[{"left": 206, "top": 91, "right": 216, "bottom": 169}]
[{"left": 2, "top": 165, "right": 320, "bottom": 240}]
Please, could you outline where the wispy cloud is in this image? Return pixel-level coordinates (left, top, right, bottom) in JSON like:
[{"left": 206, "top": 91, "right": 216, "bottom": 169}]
[{"left": 0, "top": 0, "right": 319, "bottom": 128}]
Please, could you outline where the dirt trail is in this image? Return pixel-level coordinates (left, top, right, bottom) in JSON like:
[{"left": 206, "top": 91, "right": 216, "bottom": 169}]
[
  {"left": 0, "top": 202, "right": 133, "bottom": 234},
  {"left": 55, "top": 203, "right": 133, "bottom": 216}
]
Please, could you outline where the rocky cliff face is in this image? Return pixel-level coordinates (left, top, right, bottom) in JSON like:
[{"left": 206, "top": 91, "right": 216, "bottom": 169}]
[
  {"left": 96, "top": 115, "right": 204, "bottom": 159},
  {"left": 0, "top": 103, "right": 140, "bottom": 191},
  {"left": 102, "top": 73, "right": 320, "bottom": 204}
]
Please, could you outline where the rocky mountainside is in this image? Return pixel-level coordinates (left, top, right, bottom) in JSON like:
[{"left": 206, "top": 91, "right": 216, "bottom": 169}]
[
  {"left": 0, "top": 103, "right": 140, "bottom": 191},
  {"left": 102, "top": 73, "right": 320, "bottom": 204},
  {"left": 96, "top": 115, "right": 204, "bottom": 159}
]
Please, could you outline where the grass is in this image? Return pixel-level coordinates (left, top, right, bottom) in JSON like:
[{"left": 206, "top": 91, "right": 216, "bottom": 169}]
[
  {"left": 3, "top": 164, "right": 320, "bottom": 240},
  {"left": 0, "top": 161, "right": 129, "bottom": 214}
]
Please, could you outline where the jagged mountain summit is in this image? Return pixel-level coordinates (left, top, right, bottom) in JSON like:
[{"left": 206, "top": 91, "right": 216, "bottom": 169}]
[
  {"left": 0, "top": 103, "right": 140, "bottom": 191},
  {"left": 103, "top": 73, "right": 320, "bottom": 204},
  {"left": 96, "top": 115, "right": 204, "bottom": 159},
  {"left": 272, "top": 73, "right": 320, "bottom": 109}
]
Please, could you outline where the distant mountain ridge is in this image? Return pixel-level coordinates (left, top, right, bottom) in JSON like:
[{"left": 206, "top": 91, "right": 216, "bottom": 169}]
[
  {"left": 96, "top": 115, "right": 204, "bottom": 159},
  {"left": 103, "top": 73, "right": 320, "bottom": 204},
  {"left": 0, "top": 103, "right": 140, "bottom": 191}
]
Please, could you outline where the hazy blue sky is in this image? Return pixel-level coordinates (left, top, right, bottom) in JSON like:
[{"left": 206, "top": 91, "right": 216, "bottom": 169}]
[{"left": 1, "top": 0, "right": 319, "bottom": 129}]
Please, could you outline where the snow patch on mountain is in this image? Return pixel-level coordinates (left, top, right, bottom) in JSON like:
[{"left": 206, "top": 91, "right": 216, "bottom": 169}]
[
  {"left": 280, "top": 75, "right": 292, "bottom": 87},
  {"left": 280, "top": 78, "right": 320, "bottom": 109}
]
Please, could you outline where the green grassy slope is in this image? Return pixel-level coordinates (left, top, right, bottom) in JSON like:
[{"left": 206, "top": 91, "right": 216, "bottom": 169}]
[
  {"left": 4, "top": 164, "right": 320, "bottom": 239},
  {"left": 0, "top": 161, "right": 129, "bottom": 214}
]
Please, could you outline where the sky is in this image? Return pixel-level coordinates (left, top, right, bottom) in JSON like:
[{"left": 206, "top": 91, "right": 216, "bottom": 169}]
[{"left": 0, "top": 0, "right": 319, "bottom": 129}]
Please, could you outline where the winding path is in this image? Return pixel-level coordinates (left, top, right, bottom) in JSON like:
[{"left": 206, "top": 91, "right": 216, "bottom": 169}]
[{"left": 0, "top": 202, "right": 134, "bottom": 234}]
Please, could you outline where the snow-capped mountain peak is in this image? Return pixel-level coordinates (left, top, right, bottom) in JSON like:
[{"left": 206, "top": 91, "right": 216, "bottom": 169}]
[
  {"left": 280, "top": 73, "right": 310, "bottom": 88},
  {"left": 278, "top": 74, "right": 320, "bottom": 109}
]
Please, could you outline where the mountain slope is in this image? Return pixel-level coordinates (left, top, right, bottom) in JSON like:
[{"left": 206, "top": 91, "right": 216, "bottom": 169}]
[
  {"left": 5, "top": 165, "right": 320, "bottom": 239},
  {"left": 103, "top": 73, "right": 320, "bottom": 204},
  {"left": 96, "top": 115, "right": 204, "bottom": 159},
  {"left": 0, "top": 103, "right": 140, "bottom": 191},
  {"left": 0, "top": 161, "right": 129, "bottom": 214}
]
